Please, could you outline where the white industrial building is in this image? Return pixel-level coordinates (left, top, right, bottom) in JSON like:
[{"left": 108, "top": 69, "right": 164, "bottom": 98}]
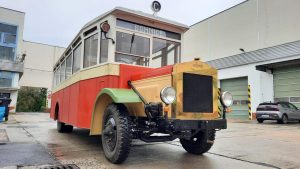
[
  {"left": 183, "top": 0, "right": 300, "bottom": 120},
  {"left": 0, "top": 6, "right": 65, "bottom": 111}
]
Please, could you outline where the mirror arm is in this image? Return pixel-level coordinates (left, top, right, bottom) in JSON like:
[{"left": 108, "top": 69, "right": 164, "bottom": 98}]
[{"left": 103, "top": 32, "right": 115, "bottom": 44}]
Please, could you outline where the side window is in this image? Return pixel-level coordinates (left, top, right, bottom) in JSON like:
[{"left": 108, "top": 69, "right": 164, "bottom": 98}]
[
  {"left": 72, "top": 43, "right": 82, "bottom": 73},
  {"left": 65, "top": 54, "right": 72, "bottom": 79},
  {"left": 100, "top": 32, "right": 108, "bottom": 63},
  {"left": 280, "top": 103, "right": 289, "bottom": 108},
  {"left": 84, "top": 33, "right": 98, "bottom": 68},
  {"left": 56, "top": 66, "right": 61, "bottom": 85},
  {"left": 60, "top": 61, "right": 66, "bottom": 82},
  {"left": 288, "top": 103, "right": 298, "bottom": 110}
]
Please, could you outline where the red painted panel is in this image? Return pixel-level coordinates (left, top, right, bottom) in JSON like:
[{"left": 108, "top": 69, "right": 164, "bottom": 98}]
[
  {"left": 78, "top": 77, "right": 98, "bottom": 128},
  {"left": 131, "top": 65, "right": 173, "bottom": 81},
  {"left": 50, "top": 92, "right": 59, "bottom": 119},
  {"left": 68, "top": 83, "right": 79, "bottom": 126},
  {"left": 119, "top": 64, "right": 153, "bottom": 88},
  {"left": 61, "top": 87, "right": 70, "bottom": 123}
]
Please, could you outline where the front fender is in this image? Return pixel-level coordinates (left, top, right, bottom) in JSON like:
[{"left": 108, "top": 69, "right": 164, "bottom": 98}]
[
  {"left": 90, "top": 88, "right": 141, "bottom": 135},
  {"left": 99, "top": 88, "right": 142, "bottom": 103}
]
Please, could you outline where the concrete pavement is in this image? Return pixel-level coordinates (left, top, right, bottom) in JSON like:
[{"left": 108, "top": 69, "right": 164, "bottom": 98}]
[{"left": 1, "top": 113, "right": 300, "bottom": 169}]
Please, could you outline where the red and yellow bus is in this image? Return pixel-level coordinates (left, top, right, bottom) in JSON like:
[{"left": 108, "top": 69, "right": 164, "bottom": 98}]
[{"left": 51, "top": 7, "right": 232, "bottom": 164}]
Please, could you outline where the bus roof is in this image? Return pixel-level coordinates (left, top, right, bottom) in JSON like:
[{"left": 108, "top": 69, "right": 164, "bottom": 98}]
[
  {"left": 85, "top": 7, "right": 189, "bottom": 31},
  {"left": 54, "top": 7, "right": 189, "bottom": 69}
]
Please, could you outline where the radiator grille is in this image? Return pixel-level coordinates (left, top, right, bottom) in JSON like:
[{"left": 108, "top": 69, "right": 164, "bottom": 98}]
[{"left": 183, "top": 73, "right": 213, "bottom": 113}]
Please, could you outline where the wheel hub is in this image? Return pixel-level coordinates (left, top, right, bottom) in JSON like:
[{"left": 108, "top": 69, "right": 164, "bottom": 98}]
[{"left": 103, "top": 117, "right": 117, "bottom": 151}]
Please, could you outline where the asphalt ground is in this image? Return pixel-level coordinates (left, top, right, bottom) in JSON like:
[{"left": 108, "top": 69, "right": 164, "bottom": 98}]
[{"left": 0, "top": 113, "right": 300, "bottom": 169}]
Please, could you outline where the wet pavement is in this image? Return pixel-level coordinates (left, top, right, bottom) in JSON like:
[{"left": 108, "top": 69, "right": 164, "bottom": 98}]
[{"left": 1, "top": 113, "right": 300, "bottom": 169}]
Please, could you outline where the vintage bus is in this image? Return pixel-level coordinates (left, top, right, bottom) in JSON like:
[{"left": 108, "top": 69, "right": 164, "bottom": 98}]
[{"left": 51, "top": 7, "right": 232, "bottom": 164}]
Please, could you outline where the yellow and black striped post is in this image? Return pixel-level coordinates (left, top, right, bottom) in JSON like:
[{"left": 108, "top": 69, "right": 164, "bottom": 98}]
[
  {"left": 248, "top": 85, "right": 252, "bottom": 120},
  {"left": 218, "top": 88, "right": 222, "bottom": 117}
]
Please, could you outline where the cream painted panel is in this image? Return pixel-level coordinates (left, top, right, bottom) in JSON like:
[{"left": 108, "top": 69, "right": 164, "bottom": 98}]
[{"left": 52, "top": 63, "right": 119, "bottom": 93}]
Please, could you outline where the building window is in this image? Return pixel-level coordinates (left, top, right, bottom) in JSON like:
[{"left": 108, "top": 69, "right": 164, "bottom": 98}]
[
  {"left": 0, "top": 71, "right": 13, "bottom": 87},
  {"left": 60, "top": 61, "right": 66, "bottom": 82},
  {"left": 0, "top": 46, "right": 15, "bottom": 61},
  {"left": 65, "top": 54, "right": 72, "bottom": 79},
  {"left": 100, "top": 32, "right": 108, "bottom": 63},
  {"left": 72, "top": 43, "right": 82, "bottom": 73},
  {"left": 0, "top": 23, "right": 17, "bottom": 61},
  {"left": 84, "top": 33, "right": 98, "bottom": 68},
  {"left": 290, "top": 97, "right": 300, "bottom": 103},
  {"left": 115, "top": 31, "right": 150, "bottom": 66},
  {"left": 151, "top": 38, "right": 180, "bottom": 68}
]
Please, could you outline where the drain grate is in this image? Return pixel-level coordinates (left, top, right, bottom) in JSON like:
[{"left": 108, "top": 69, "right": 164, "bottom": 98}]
[{"left": 40, "top": 164, "right": 80, "bottom": 169}]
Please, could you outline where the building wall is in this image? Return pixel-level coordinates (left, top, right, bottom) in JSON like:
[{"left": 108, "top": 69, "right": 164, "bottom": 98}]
[
  {"left": 0, "top": 7, "right": 25, "bottom": 112},
  {"left": 183, "top": 0, "right": 300, "bottom": 62},
  {"left": 19, "top": 41, "right": 65, "bottom": 90},
  {"left": 0, "top": 7, "right": 25, "bottom": 59}
]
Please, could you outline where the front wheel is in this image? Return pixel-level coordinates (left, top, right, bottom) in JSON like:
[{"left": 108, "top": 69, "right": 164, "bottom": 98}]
[
  {"left": 101, "top": 104, "right": 131, "bottom": 164},
  {"left": 278, "top": 114, "right": 288, "bottom": 124},
  {"left": 180, "top": 129, "right": 215, "bottom": 155},
  {"left": 57, "top": 121, "right": 73, "bottom": 133}
]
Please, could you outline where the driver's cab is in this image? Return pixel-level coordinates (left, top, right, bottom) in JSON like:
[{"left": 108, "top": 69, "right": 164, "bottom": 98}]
[{"left": 80, "top": 7, "right": 188, "bottom": 69}]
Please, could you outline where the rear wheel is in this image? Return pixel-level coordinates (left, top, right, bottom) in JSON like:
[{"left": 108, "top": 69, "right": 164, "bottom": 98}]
[
  {"left": 180, "top": 129, "right": 215, "bottom": 155},
  {"left": 257, "top": 119, "right": 264, "bottom": 123},
  {"left": 101, "top": 103, "right": 131, "bottom": 164},
  {"left": 57, "top": 121, "right": 73, "bottom": 133}
]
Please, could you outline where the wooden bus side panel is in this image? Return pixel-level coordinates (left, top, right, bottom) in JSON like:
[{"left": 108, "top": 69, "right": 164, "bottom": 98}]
[
  {"left": 50, "top": 92, "right": 59, "bottom": 119},
  {"left": 61, "top": 87, "right": 71, "bottom": 123},
  {"left": 68, "top": 83, "right": 79, "bottom": 126},
  {"left": 77, "top": 75, "right": 119, "bottom": 129}
]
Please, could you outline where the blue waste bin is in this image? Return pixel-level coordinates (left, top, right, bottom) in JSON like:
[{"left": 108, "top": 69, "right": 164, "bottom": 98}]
[
  {"left": 0, "top": 98, "right": 11, "bottom": 122},
  {"left": 0, "top": 106, "right": 5, "bottom": 122}
]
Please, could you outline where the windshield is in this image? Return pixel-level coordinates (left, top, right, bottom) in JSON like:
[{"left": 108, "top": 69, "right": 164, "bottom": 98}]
[{"left": 115, "top": 31, "right": 150, "bottom": 66}]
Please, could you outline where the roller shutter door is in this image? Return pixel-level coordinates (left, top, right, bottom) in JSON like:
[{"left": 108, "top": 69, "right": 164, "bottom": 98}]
[
  {"left": 220, "top": 77, "right": 249, "bottom": 120},
  {"left": 274, "top": 65, "right": 300, "bottom": 108}
]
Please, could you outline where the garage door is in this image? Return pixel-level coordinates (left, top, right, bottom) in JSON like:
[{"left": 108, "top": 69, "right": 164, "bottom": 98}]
[
  {"left": 221, "top": 77, "right": 249, "bottom": 120},
  {"left": 274, "top": 65, "right": 300, "bottom": 108}
]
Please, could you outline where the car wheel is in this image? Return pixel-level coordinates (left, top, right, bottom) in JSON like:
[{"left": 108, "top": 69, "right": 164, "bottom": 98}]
[
  {"left": 102, "top": 103, "right": 131, "bottom": 164},
  {"left": 257, "top": 119, "right": 264, "bottom": 123},
  {"left": 57, "top": 121, "right": 73, "bottom": 133},
  {"left": 279, "top": 114, "right": 288, "bottom": 124},
  {"left": 180, "top": 129, "right": 215, "bottom": 155}
]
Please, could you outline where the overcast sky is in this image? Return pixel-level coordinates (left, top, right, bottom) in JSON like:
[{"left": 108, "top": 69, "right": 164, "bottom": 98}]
[{"left": 0, "top": 0, "right": 245, "bottom": 47}]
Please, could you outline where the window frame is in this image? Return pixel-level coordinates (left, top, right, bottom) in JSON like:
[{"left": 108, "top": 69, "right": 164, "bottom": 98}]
[
  {"left": 0, "top": 22, "right": 18, "bottom": 61},
  {"left": 115, "top": 25, "right": 181, "bottom": 68}
]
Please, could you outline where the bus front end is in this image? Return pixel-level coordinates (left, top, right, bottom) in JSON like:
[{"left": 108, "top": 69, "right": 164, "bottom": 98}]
[{"left": 127, "top": 60, "right": 231, "bottom": 146}]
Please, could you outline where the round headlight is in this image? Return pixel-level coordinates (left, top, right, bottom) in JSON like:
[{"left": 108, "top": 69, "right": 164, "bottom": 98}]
[
  {"left": 221, "top": 91, "right": 233, "bottom": 107},
  {"left": 160, "top": 87, "right": 176, "bottom": 104}
]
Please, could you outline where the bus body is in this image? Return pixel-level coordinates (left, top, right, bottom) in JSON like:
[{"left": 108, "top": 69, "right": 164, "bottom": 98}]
[{"left": 50, "top": 7, "right": 231, "bottom": 164}]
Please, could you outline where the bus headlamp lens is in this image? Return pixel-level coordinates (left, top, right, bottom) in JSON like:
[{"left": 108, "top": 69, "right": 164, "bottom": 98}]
[
  {"left": 221, "top": 91, "right": 233, "bottom": 107},
  {"left": 160, "top": 87, "right": 176, "bottom": 104}
]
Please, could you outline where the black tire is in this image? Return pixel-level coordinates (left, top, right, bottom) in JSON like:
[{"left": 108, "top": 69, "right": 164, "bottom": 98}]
[
  {"left": 279, "top": 114, "right": 288, "bottom": 124},
  {"left": 101, "top": 103, "right": 131, "bottom": 164},
  {"left": 57, "top": 121, "right": 73, "bottom": 133},
  {"left": 180, "top": 129, "right": 215, "bottom": 155},
  {"left": 257, "top": 119, "right": 264, "bottom": 123}
]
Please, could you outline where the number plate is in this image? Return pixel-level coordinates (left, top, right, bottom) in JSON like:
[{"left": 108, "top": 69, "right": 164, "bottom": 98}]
[{"left": 261, "top": 115, "right": 269, "bottom": 118}]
